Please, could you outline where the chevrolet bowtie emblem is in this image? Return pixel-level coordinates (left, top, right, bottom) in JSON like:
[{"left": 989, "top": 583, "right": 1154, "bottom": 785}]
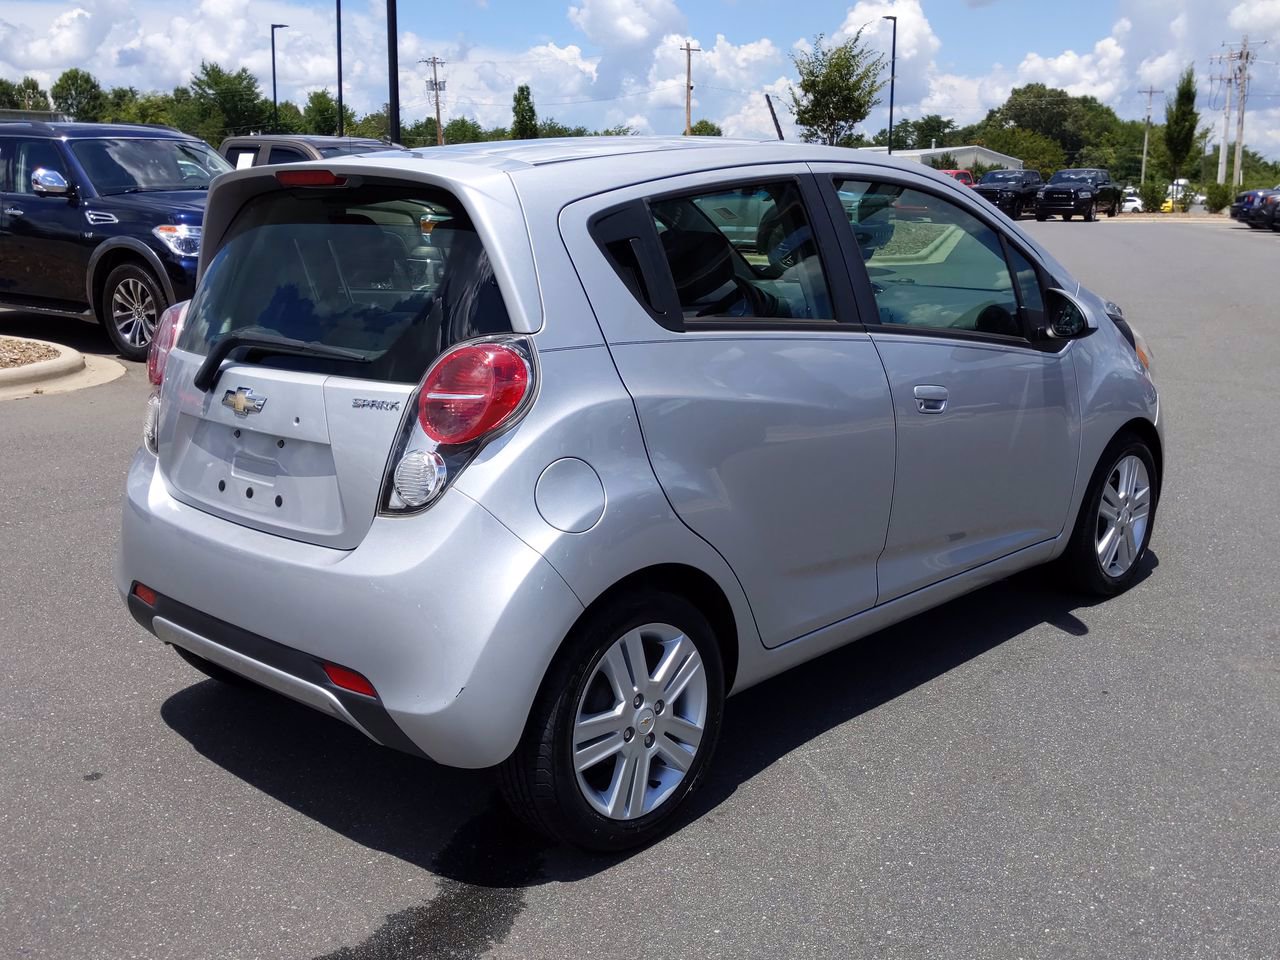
[{"left": 221, "top": 386, "right": 267, "bottom": 418}]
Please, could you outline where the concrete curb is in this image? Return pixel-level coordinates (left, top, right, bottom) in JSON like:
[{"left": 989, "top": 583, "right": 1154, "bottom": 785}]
[{"left": 0, "top": 337, "right": 85, "bottom": 388}]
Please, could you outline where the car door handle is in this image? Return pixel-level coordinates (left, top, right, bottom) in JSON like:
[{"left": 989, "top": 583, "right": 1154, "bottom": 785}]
[
  {"left": 913, "top": 384, "right": 948, "bottom": 413},
  {"left": 3, "top": 207, "right": 23, "bottom": 217}
]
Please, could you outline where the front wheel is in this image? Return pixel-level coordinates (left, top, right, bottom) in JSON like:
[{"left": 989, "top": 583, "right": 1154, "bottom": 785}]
[
  {"left": 1063, "top": 213, "right": 1073, "bottom": 221},
  {"left": 499, "top": 591, "right": 725, "bottom": 851},
  {"left": 101, "top": 263, "right": 169, "bottom": 362},
  {"left": 1035, "top": 211, "right": 1047, "bottom": 222},
  {"left": 1106, "top": 201, "right": 1117, "bottom": 218},
  {"left": 1060, "top": 434, "right": 1159, "bottom": 596},
  {"left": 1084, "top": 202, "right": 1097, "bottom": 222}
]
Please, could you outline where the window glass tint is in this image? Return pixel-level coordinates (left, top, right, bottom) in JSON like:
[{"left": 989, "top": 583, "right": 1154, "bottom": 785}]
[
  {"left": 70, "top": 138, "right": 232, "bottom": 194},
  {"left": 178, "top": 185, "right": 509, "bottom": 384},
  {"left": 1007, "top": 244, "right": 1045, "bottom": 319},
  {"left": 650, "top": 180, "right": 833, "bottom": 321},
  {"left": 835, "top": 178, "right": 1022, "bottom": 337},
  {"left": 14, "top": 140, "right": 68, "bottom": 195},
  {"left": 268, "top": 146, "right": 308, "bottom": 164}
]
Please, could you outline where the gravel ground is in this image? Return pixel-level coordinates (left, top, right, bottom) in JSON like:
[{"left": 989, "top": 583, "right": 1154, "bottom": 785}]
[{"left": 0, "top": 336, "right": 60, "bottom": 369}]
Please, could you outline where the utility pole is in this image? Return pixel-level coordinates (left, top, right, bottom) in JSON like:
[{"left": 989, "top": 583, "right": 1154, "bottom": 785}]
[
  {"left": 336, "top": 0, "right": 344, "bottom": 135},
  {"left": 680, "top": 40, "right": 701, "bottom": 135},
  {"left": 420, "top": 57, "right": 446, "bottom": 145},
  {"left": 764, "top": 93, "right": 784, "bottom": 140},
  {"left": 386, "top": 0, "right": 400, "bottom": 143},
  {"left": 1233, "top": 36, "right": 1251, "bottom": 187},
  {"left": 882, "top": 16, "right": 897, "bottom": 154},
  {"left": 1138, "top": 85, "right": 1162, "bottom": 185},
  {"left": 1217, "top": 72, "right": 1233, "bottom": 185}
]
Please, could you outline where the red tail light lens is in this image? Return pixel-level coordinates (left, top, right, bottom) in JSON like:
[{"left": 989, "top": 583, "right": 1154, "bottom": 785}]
[
  {"left": 276, "top": 169, "right": 348, "bottom": 187},
  {"left": 323, "top": 662, "right": 377, "bottom": 698},
  {"left": 418, "top": 342, "right": 530, "bottom": 445},
  {"left": 148, "top": 301, "right": 187, "bottom": 386}
]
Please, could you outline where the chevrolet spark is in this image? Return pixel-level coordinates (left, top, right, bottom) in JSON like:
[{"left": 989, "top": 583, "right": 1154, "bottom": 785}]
[{"left": 119, "top": 138, "right": 1163, "bottom": 850}]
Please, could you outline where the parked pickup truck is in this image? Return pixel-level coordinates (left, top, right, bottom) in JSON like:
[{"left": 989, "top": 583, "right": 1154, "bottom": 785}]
[
  {"left": 1035, "top": 168, "right": 1121, "bottom": 221},
  {"left": 972, "top": 169, "right": 1042, "bottom": 219}
]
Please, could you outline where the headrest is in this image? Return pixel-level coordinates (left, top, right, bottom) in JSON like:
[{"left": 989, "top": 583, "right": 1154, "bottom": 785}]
[{"left": 660, "top": 229, "right": 735, "bottom": 304}]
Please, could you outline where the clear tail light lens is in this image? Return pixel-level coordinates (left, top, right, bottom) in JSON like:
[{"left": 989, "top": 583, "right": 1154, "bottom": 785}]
[
  {"left": 148, "top": 300, "right": 188, "bottom": 386},
  {"left": 380, "top": 336, "right": 536, "bottom": 515}
]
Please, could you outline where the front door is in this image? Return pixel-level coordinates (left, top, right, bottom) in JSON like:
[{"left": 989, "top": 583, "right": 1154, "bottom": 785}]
[
  {"left": 561, "top": 167, "right": 896, "bottom": 648},
  {"left": 0, "top": 137, "right": 88, "bottom": 308},
  {"left": 818, "top": 169, "right": 1080, "bottom": 602}
]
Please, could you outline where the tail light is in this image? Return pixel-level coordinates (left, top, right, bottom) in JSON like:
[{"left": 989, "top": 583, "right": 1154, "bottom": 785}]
[
  {"left": 148, "top": 300, "right": 188, "bottom": 386},
  {"left": 380, "top": 336, "right": 536, "bottom": 514}
]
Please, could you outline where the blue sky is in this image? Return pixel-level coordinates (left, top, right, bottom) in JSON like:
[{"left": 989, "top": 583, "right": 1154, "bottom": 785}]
[{"left": 3, "top": 0, "right": 1279, "bottom": 155}]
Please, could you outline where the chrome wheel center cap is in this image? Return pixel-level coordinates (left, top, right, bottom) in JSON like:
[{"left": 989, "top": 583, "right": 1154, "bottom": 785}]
[{"left": 635, "top": 707, "right": 656, "bottom": 736}]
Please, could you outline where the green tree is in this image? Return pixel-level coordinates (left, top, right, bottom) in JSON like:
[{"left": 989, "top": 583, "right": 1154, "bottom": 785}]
[
  {"left": 789, "top": 29, "right": 886, "bottom": 146},
  {"left": 302, "top": 89, "right": 355, "bottom": 135},
  {"left": 1163, "top": 66, "right": 1198, "bottom": 184},
  {"left": 0, "top": 79, "right": 19, "bottom": 109},
  {"left": 872, "top": 117, "right": 916, "bottom": 150},
  {"left": 512, "top": 84, "right": 538, "bottom": 139},
  {"left": 538, "top": 117, "right": 590, "bottom": 137},
  {"left": 928, "top": 152, "right": 959, "bottom": 170},
  {"left": 16, "top": 76, "right": 51, "bottom": 111},
  {"left": 404, "top": 116, "right": 439, "bottom": 146},
  {"left": 187, "top": 62, "right": 268, "bottom": 140},
  {"left": 688, "top": 118, "right": 722, "bottom": 136},
  {"left": 276, "top": 100, "right": 305, "bottom": 134},
  {"left": 594, "top": 124, "right": 634, "bottom": 136},
  {"left": 975, "top": 126, "right": 1066, "bottom": 179},
  {"left": 444, "top": 116, "right": 485, "bottom": 144},
  {"left": 914, "top": 113, "right": 958, "bottom": 149},
  {"left": 102, "top": 86, "right": 140, "bottom": 122},
  {"left": 51, "top": 69, "right": 106, "bottom": 121}
]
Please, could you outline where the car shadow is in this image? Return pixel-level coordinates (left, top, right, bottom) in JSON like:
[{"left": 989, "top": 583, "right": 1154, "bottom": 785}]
[
  {"left": 160, "top": 554, "right": 1156, "bottom": 955},
  {"left": 0, "top": 309, "right": 120, "bottom": 358}
]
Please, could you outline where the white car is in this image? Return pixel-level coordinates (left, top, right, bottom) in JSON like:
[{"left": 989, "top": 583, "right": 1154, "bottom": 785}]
[{"left": 1122, "top": 194, "right": 1143, "bottom": 213}]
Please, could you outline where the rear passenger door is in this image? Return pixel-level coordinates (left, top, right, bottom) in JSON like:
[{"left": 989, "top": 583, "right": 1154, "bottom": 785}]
[
  {"left": 812, "top": 165, "right": 1080, "bottom": 602},
  {"left": 561, "top": 167, "right": 896, "bottom": 649}
]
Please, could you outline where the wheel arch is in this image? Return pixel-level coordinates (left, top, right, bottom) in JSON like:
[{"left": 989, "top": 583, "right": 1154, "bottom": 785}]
[
  {"left": 1117, "top": 416, "right": 1163, "bottom": 493},
  {"left": 87, "top": 239, "right": 175, "bottom": 321},
  {"left": 568, "top": 563, "right": 741, "bottom": 695}
]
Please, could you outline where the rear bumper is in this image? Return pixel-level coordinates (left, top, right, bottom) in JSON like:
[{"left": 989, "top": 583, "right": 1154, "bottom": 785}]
[{"left": 118, "top": 450, "right": 583, "bottom": 768}]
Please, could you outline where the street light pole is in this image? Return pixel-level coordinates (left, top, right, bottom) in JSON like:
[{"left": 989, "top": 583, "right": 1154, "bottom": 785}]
[
  {"left": 336, "top": 0, "right": 344, "bottom": 136},
  {"left": 386, "top": 0, "right": 400, "bottom": 143},
  {"left": 882, "top": 15, "right": 897, "bottom": 155},
  {"left": 270, "top": 24, "right": 288, "bottom": 134}
]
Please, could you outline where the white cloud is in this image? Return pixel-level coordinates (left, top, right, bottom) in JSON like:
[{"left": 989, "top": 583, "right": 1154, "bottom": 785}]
[{"left": 1014, "top": 18, "right": 1131, "bottom": 101}]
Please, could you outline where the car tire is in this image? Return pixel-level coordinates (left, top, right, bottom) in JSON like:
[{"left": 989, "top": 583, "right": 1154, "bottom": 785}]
[
  {"left": 1011, "top": 200, "right": 1022, "bottom": 220},
  {"left": 1063, "top": 213, "right": 1073, "bottom": 221},
  {"left": 101, "top": 262, "right": 169, "bottom": 362},
  {"left": 1060, "top": 432, "right": 1159, "bottom": 597},
  {"left": 1106, "top": 202, "right": 1117, "bottom": 218},
  {"left": 1084, "top": 203, "right": 1097, "bottom": 222},
  {"left": 1035, "top": 211, "right": 1047, "bottom": 222},
  {"left": 171, "top": 645, "right": 256, "bottom": 689},
  {"left": 499, "top": 590, "right": 725, "bottom": 852}
]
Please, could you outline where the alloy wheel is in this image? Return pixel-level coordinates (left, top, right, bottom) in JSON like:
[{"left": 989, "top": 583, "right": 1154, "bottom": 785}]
[
  {"left": 111, "top": 277, "right": 157, "bottom": 349},
  {"left": 572, "top": 622, "right": 708, "bottom": 821},
  {"left": 1096, "top": 454, "right": 1152, "bottom": 577}
]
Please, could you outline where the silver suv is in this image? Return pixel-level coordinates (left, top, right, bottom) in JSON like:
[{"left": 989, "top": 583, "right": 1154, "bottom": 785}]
[{"left": 119, "top": 139, "right": 1163, "bottom": 850}]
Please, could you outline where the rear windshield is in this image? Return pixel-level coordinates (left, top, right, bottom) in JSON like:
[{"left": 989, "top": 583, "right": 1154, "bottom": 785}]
[{"left": 178, "top": 183, "right": 512, "bottom": 383}]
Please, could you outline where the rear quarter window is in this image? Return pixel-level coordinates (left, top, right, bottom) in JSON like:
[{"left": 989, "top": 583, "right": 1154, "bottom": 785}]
[{"left": 179, "top": 183, "right": 511, "bottom": 383}]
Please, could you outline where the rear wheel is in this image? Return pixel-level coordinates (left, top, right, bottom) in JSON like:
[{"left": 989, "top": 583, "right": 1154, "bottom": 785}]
[
  {"left": 101, "top": 262, "right": 169, "bottom": 362},
  {"left": 499, "top": 591, "right": 725, "bottom": 851},
  {"left": 1063, "top": 213, "right": 1073, "bottom": 221},
  {"left": 1060, "top": 433, "right": 1159, "bottom": 596},
  {"left": 1106, "top": 201, "right": 1117, "bottom": 218}
]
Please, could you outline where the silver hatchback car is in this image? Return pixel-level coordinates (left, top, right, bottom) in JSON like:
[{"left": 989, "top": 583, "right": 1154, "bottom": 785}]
[{"left": 119, "top": 138, "right": 1163, "bottom": 850}]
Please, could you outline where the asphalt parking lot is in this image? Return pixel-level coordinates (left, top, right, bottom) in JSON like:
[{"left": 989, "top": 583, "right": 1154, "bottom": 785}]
[{"left": 2, "top": 218, "right": 1277, "bottom": 960}]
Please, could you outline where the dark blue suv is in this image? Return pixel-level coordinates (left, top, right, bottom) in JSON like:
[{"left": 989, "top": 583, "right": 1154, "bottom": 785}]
[{"left": 0, "top": 122, "right": 231, "bottom": 360}]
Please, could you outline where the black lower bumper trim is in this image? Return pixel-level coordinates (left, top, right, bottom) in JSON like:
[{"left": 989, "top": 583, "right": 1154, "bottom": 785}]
[{"left": 128, "top": 586, "right": 427, "bottom": 758}]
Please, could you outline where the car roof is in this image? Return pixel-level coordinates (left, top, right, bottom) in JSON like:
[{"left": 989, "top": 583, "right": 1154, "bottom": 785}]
[
  {"left": 0, "top": 120, "right": 196, "bottom": 140},
  {"left": 223, "top": 134, "right": 393, "bottom": 146}
]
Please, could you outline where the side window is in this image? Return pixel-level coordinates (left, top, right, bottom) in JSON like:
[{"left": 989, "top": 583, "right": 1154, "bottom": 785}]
[
  {"left": 1007, "top": 244, "right": 1045, "bottom": 322},
  {"left": 649, "top": 180, "right": 833, "bottom": 322},
  {"left": 268, "top": 146, "right": 309, "bottom": 165},
  {"left": 835, "top": 178, "right": 1023, "bottom": 338},
  {"left": 14, "top": 140, "right": 69, "bottom": 196},
  {"left": 225, "top": 147, "right": 259, "bottom": 169},
  {"left": 0, "top": 138, "right": 13, "bottom": 191}
]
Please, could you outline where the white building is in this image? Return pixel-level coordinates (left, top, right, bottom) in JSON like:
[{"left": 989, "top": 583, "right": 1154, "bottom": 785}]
[{"left": 858, "top": 145, "right": 1023, "bottom": 170}]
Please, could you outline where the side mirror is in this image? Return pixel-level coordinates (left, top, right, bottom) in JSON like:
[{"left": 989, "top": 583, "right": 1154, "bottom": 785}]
[
  {"left": 32, "top": 168, "right": 72, "bottom": 197},
  {"left": 1044, "top": 288, "right": 1091, "bottom": 339}
]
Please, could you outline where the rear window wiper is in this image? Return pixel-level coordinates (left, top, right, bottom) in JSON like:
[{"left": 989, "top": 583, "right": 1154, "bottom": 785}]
[{"left": 193, "top": 331, "right": 371, "bottom": 392}]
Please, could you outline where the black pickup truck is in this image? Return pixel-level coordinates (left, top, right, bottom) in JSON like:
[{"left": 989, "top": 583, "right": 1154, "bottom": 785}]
[
  {"left": 1035, "top": 168, "right": 1121, "bottom": 221},
  {"left": 972, "top": 169, "right": 1042, "bottom": 218}
]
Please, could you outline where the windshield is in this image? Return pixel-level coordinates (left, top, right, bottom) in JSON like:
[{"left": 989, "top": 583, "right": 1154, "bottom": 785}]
[
  {"left": 178, "top": 183, "right": 512, "bottom": 383},
  {"left": 1049, "top": 171, "right": 1098, "bottom": 184},
  {"left": 981, "top": 171, "right": 1022, "bottom": 183},
  {"left": 71, "top": 138, "right": 232, "bottom": 194}
]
